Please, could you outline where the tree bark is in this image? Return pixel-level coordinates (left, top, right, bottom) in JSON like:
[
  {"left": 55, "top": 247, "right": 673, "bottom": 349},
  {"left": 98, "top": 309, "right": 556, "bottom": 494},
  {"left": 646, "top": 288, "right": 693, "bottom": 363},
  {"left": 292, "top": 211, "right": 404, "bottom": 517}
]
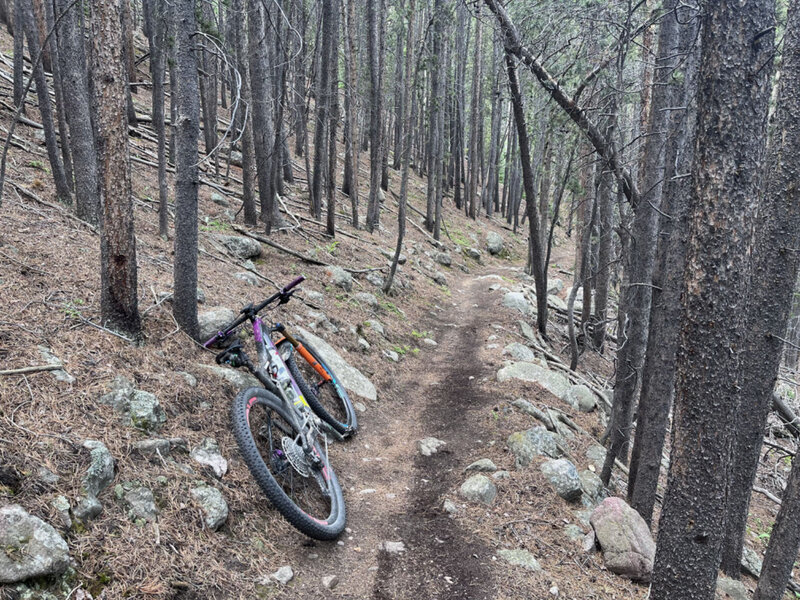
[
  {"left": 341, "top": 0, "right": 359, "bottom": 227},
  {"left": 721, "top": 0, "right": 800, "bottom": 576},
  {"left": 325, "top": 0, "right": 339, "bottom": 237},
  {"left": 89, "top": 0, "right": 140, "bottom": 338},
  {"left": 650, "top": 1, "right": 775, "bottom": 598},
  {"left": 365, "top": 0, "right": 383, "bottom": 232},
  {"left": 466, "top": 14, "right": 482, "bottom": 219},
  {"left": 232, "top": 0, "right": 257, "bottom": 226},
  {"left": 171, "top": 0, "right": 200, "bottom": 339},
  {"left": 311, "top": 0, "right": 335, "bottom": 219}
]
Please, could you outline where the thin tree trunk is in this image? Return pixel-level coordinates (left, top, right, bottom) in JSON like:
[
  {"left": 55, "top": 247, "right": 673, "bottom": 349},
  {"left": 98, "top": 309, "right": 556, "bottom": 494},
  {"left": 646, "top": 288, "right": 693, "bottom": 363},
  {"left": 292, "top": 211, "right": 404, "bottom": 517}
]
[
  {"left": 13, "top": 0, "right": 24, "bottom": 111},
  {"left": 467, "top": 14, "right": 482, "bottom": 219},
  {"left": 231, "top": 0, "right": 256, "bottom": 226},
  {"left": 325, "top": 0, "right": 339, "bottom": 237},
  {"left": 42, "top": 0, "right": 72, "bottom": 190},
  {"left": 341, "top": 0, "right": 359, "bottom": 227},
  {"left": 365, "top": 0, "right": 383, "bottom": 232}
]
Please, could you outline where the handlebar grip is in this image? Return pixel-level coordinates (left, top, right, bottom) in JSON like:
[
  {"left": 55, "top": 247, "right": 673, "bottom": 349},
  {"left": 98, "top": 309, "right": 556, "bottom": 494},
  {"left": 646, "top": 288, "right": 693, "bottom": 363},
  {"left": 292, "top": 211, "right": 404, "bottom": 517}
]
[{"left": 282, "top": 275, "right": 305, "bottom": 293}]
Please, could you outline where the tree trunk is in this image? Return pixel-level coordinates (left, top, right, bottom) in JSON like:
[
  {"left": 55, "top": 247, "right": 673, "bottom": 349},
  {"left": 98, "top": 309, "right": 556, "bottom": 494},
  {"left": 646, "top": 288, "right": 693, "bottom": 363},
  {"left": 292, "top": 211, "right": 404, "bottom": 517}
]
[
  {"left": 42, "top": 0, "right": 72, "bottom": 190},
  {"left": 325, "top": 0, "right": 339, "bottom": 237},
  {"left": 365, "top": 0, "right": 383, "bottom": 232},
  {"left": 650, "top": 1, "right": 775, "bottom": 598},
  {"left": 55, "top": 0, "right": 99, "bottom": 224},
  {"left": 720, "top": 0, "right": 800, "bottom": 576},
  {"left": 341, "top": 0, "right": 359, "bottom": 227},
  {"left": 171, "top": 0, "right": 200, "bottom": 339},
  {"left": 21, "top": 0, "right": 71, "bottom": 204},
  {"left": 13, "top": 0, "right": 24, "bottom": 111},
  {"left": 311, "top": 0, "right": 335, "bottom": 219},
  {"left": 231, "top": 0, "right": 256, "bottom": 226},
  {"left": 391, "top": 17, "right": 404, "bottom": 170},
  {"left": 89, "top": 0, "right": 140, "bottom": 338},
  {"left": 466, "top": 15, "right": 482, "bottom": 219},
  {"left": 627, "top": 2, "right": 699, "bottom": 526},
  {"left": 425, "top": 0, "right": 444, "bottom": 234}
]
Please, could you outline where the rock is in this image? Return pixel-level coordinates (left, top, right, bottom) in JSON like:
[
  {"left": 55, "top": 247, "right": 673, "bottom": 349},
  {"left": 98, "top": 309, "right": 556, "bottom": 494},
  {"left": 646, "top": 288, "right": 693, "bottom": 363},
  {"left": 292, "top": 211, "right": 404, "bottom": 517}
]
[
  {"left": 541, "top": 459, "right": 583, "bottom": 502},
  {"left": 381, "top": 541, "right": 406, "bottom": 554},
  {"left": 133, "top": 438, "right": 172, "bottom": 458},
  {"left": 197, "top": 307, "right": 237, "bottom": 343},
  {"left": 179, "top": 372, "right": 198, "bottom": 387},
  {"left": 73, "top": 495, "right": 103, "bottom": 522},
  {"left": 215, "top": 234, "right": 262, "bottom": 259},
  {"left": 443, "top": 499, "right": 458, "bottom": 515},
  {"left": 126, "top": 390, "right": 167, "bottom": 432},
  {"left": 497, "top": 363, "right": 570, "bottom": 400},
  {"left": 565, "top": 385, "right": 596, "bottom": 413},
  {"left": 465, "top": 247, "right": 482, "bottom": 261},
  {"left": 564, "top": 524, "right": 584, "bottom": 542},
  {"left": 492, "top": 470, "right": 510, "bottom": 480},
  {"left": 580, "top": 470, "right": 604, "bottom": 502},
  {"left": 322, "top": 575, "right": 339, "bottom": 590},
  {"left": 486, "top": 231, "right": 504, "bottom": 255},
  {"left": 548, "top": 278, "right": 564, "bottom": 295},
  {"left": 326, "top": 266, "right": 353, "bottom": 291},
  {"left": 380, "top": 248, "right": 408, "bottom": 264},
  {"left": 497, "top": 549, "right": 542, "bottom": 573},
  {"left": 742, "top": 545, "right": 763, "bottom": 577},
  {"left": 465, "top": 459, "right": 497, "bottom": 473},
  {"left": 37, "top": 346, "right": 74, "bottom": 383},
  {"left": 590, "top": 497, "right": 656, "bottom": 581},
  {"left": 508, "top": 427, "right": 560, "bottom": 468},
  {"left": 195, "top": 364, "right": 262, "bottom": 391},
  {"left": 211, "top": 193, "right": 229, "bottom": 207},
  {"left": 422, "top": 338, "right": 438, "bottom": 347},
  {"left": 297, "top": 328, "right": 377, "bottom": 401},
  {"left": 366, "top": 272, "right": 385, "bottom": 287},
  {"left": 118, "top": 483, "right": 159, "bottom": 522},
  {"left": 434, "top": 252, "right": 452, "bottom": 266},
  {"left": 191, "top": 438, "right": 228, "bottom": 478},
  {"left": 519, "top": 320, "right": 536, "bottom": 343},
  {"left": 355, "top": 292, "right": 379, "bottom": 310},
  {"left": 383, "top": 350, "right": 399, "bottom": 362},
  {"left": 305, "top": 290, "right": 325, "bottom": 304},
  {"left": 459, "top": 475, "right": 497, "bottom": 505},
  {"left": 191, "top": 485, "right": 228, "bottom": 531},
  {"left": 306, "top": 310, "right": 339, "bottom": 334},
  {"left": 502, "top": 292, "right": 532, "bottom": 316},
  {"left": 354, "top": 402, "right": 367, "bottom": 413},
  {"left": 234, "top": 272, "right": 260, "bottom": 286},
  {"left": 716, "top": 577, "right": 749, "bottom": 600},
  {"left": 37, "top": 467, "right": 59, "bottom": 485},
  {"left": 81, "top": 440, "right": 115, "bottom": 498},
  {"left": 51, "top": 496, "right": 71, "bottom": 530},
  {"left": 270, "top": 566, "right": 294, "bottom": 585},
  {"left": 0, "top": 505, "right": 70, "bottom": 583},
  {"left": 548, "top": 295, "right": 568, "bottom": 311},
  {"left": 432, "top": 271, "right": 448, "bottom": 286},
  {"left": 417, "top": 437, "right": 446, "bottom": 457},
  {"left": 586, "top": 445, "right": 607, "bottom": 473},
  {"left": 358, "top": 337, "right": 371, "bottom": 352},
  {"left": 364, "top": 319, "right": 386, "bottom": 336},
  {"left": 503, "top": 343, "right": 536, "bottom": 362}
]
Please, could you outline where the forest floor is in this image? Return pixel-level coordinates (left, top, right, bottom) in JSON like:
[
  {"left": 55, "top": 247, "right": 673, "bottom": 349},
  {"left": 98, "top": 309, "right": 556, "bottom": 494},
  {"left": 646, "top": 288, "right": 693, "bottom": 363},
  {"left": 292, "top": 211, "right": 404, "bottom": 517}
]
[{"left": 0, "top": 26, "right": 793, "bottom": 600}]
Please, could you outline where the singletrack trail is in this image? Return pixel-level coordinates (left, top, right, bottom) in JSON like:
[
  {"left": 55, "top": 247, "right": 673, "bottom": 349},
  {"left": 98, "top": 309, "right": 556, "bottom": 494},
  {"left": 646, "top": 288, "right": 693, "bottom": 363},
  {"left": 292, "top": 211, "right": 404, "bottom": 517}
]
[{"left": 284, "top": 271, "right": 503, "bottom": 599}]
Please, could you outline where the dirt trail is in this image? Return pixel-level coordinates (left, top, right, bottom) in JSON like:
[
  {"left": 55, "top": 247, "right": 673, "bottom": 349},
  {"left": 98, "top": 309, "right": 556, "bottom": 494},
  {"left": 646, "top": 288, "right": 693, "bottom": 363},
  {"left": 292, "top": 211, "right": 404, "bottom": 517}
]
[{"left": 290, "top": 271, "right": 502, "bottom": 600}]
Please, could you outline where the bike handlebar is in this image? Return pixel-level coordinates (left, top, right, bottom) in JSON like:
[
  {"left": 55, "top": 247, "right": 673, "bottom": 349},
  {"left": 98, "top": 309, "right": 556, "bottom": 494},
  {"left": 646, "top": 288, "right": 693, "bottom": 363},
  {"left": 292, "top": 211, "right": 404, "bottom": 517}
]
[{"left": 202, "top": 276, "right": 305, "bottom": 348}]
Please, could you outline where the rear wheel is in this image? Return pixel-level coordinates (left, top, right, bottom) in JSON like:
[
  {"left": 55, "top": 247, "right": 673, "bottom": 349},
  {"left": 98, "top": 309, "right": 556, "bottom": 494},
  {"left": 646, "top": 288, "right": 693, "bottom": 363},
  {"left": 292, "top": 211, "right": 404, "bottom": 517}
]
[
  {"left": 230, "top": 387, "right": 346, "bottom": 540},
  {"left": 278, "top": 336, "right": 358, "bottom": 436}
]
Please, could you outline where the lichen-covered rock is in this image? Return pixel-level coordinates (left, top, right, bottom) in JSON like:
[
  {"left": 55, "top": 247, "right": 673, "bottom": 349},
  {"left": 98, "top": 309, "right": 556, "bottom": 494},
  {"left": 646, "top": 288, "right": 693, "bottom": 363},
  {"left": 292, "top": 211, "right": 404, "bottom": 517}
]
[
  {"left": 507, "top": 427, "right": 560, "bottom": 468},
  {"left": 586, "top": 445, "right": 607, "bottom": 473},
  {"left": 497, "top": 363, "right": 570, "bottom": 400},
  {"left": 580, "top": 470, "right": 604, "bottom": 503},
  {"left": 540, "top": 459, "right": 582, "bottom": 502},
  {"left": 326, "top": 266, "right": 353, "bottom": 291},
  {"left": 355, "top": 292, "right": 379, "bottom": 310},
  {"left": 215, "top": 234, "right": 262, "bottom": 259},
  {"left": 417, "top": 437, "right": 446, "bottom": 457},
  {"left": 0, "top": 505, "right": 70, "bottom": 583},
  {"left": 434, "top": 252, "right": 452, "bottom": 266},
  {"left": 590, "top": 497, "right": 656, "bottom": 582},
  {"left": 198, "top": 307, "right": 237, "bottom": 343},
  {"left": 486, "top": 231, "right": 504, "bottom": 255},
  {"left": 465, "top": 459, "right": 497, "bottom": 473},
  {"left": 81, "top": 440, "right": 115, "bottom": 497},
  {"left": 117, "top": 483, "right": 159, "bottom": 523},
  {"left": 497, "top": 549, "right": 542, "bottom": 572},
  {"left": 432, "top": 271, "right": 448, "bottom": 286},
  {"left": 190, "top": 438, "right": 228, "bottom": 479},
  {"left": 459, "top": 475, "right": 497, "bottom": 505},
  {"left": 191, "top": 484, "right": 228, "bottom": 531},
  {"left": 195, "top": 364, "right": 262, "bottom": 391},
  {"left": 502, "top": 292, "right": 532, "bottom": 316},
  {"left": 565, "top": 385, "right": 597, "bottom": 413},
  {"left": 298, "top": 327, "right": 377, "bottom": 401},
  {"left": 503, "top": 342, "right": 536, "bottom": 362}
]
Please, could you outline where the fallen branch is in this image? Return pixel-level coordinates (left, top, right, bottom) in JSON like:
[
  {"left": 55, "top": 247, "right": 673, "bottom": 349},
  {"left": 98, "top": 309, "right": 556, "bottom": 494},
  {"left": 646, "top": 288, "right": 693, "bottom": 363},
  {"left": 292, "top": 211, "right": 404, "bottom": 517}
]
[{"left": 0, "top": 364, "right": 63, "bottom": 376}]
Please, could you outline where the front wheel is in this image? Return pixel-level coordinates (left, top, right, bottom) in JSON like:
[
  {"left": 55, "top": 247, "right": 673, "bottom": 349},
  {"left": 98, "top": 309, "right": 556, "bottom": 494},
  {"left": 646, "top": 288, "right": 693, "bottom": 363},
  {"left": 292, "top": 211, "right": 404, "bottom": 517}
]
[
  {"left": 230, "top": 387, "right": 346, "bottom": 540},
  {"left": 279, "top": 336, "right": 358, "bottom": 437}
]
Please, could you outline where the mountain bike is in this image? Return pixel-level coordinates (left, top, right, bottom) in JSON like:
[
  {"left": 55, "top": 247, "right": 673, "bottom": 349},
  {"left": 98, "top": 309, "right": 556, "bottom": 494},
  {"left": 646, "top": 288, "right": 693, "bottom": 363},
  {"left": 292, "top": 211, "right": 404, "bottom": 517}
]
[{"left": 202, "top": 276, "right": 357, "bottom": 539}]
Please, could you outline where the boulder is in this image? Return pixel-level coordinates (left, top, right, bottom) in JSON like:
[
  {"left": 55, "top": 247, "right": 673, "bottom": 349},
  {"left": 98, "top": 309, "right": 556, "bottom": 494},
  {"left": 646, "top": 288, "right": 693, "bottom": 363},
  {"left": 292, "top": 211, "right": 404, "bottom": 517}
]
[
  {"left": 497, "top": 363, "right": 570, "bottom": 400},
  {"left": 486, "top": 231, "right": 504, "bottom": 255},
  {"left": 716, "top": 577, "right": 749, "bottom": 600},
  {"left": 198, "top": 307, "right": 237, "bottom": 343},
  {"left": 215, "top": 235, "right": 262, "bottom": 259},
  {"left": 355, "top": 292, "right": 379, "bottom": 310},
  {"left": 99, "top": 379, "right": 166, "bottom": 432},
  {"left": 507, "top": 427, "right": 560, "bottom": 468},
  {"left": 580, "top": 470, "right": 604, "bottom": 503},
  {"left": 540, "top": 459, "right": 582, "bottom": 502},
  {"left": 518, "top": 320, "right": 537, "bottom": 343},
  {"left": 586, "top": 445, "right": 607, "bottom": 473},
  {"left": 417, "top": 437, "right": 446, "bottom": 457},
  {"left": 503, "top": 343, "right": 536, "bottom": 362},
  {"left": 432, "top": 271, "right": 448, "bottom": 286},
  {"left": 548, "top": 278, "right": 564, "bottom": 295},
  {"left": 465, "top": 247, "right": 482, "bottom": 261},
  {"left": 502, "top": 292, "right": 532, "bottom": 316},
  {"left": 195, "top": 364, "right": 262, "bottom": 391},
  {"left": 211, "top": 193, "right": 229, "bottom": 207},
  {"left": 497, "top": 549, "right": 542, "bottom": 573},
  {"left": 590, "top": 497, "right": 656, "bottom": 581},
  {"left": 191, "top": 485, "right": 228, "bottom": 531},
  {"left": 434, "top": 252, "right": 452, "bottom": 267},
  {"left": 191, "top": 438, "right": 228, "bottom": 478},
  {"left": 0, "top": 505, "right": 70, "bottom": 583},
  {"left": 565, "top": 385, "right": 596, "bottom": 413},
  {"left": 81, "top": 440, "right": 115, "bottom": 498},
  {"left": 297, "top": 327, "right": 377, "bottom": 401},
  {"left": 326, "top": 266, "right": 353, "bottom": 291},
  {"left": 459, "top": 475, "right": 497, "bottom": 505}
]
